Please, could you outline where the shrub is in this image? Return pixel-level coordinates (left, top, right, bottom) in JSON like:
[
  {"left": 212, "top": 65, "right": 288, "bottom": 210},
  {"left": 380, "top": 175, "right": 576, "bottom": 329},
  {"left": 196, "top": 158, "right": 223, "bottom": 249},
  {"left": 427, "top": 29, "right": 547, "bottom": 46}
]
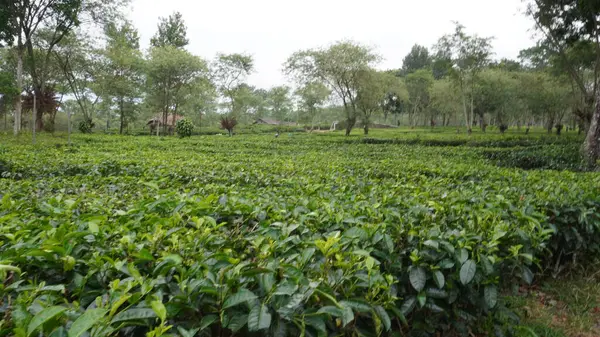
[
  {"left": 220, "top": 115, "right": 238, "bottom": 136},
  {"left": 0, "top": 132, "right": 598, "bottom": 337},
  {"left": 78, "top": 119, "right": 95, "bottom": 133},
  {"left": 175, "top": 118, "right": 194, "bottom": 138}
]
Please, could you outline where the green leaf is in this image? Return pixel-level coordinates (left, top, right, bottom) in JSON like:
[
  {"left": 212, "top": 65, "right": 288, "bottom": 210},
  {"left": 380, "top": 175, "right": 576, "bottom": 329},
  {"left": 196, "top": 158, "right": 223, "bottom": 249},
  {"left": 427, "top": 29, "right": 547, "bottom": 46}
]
[
  {"left": 199, "top": 314, "right": 218, "bottom": 330},
  {"left": 440, "top": 241, "right": 455, "bottom": 254},
  {"left": 424, "top": 240, "right": 439, "bottom": 249},
  {"left": 400, "top": 296, "right": 416, "bottom": 316},
  {"left": 68, "top": 309, "right": 107, "bottom": 337},
  {"left": 225, "top": 314, "right": 247, "bottom": 332},
  {"left": 457, "top": 248, "right": 469, "bottom": 264},
  {"left": 433, "top": 270, "right": 445, "bottom": 289},
  {"left": 522, "top": 266, "right": 534, "bottom": 285},
  {"left": 111, "top": 308, "right": 156, "bottom": 324},
  {"left": 339, "top": 299, "right": 371, "bottom": 313},
  {"left": 439, "top": 259, "right": 455, "bottom": 269},
  {"left": 417, "top": 291, "right": 427, "bottom": 307},
  {"left": 373, "top": 306, "right": 391, "bottom": 331},
  {"left": 223, "top": 288, "right": 258, "bottom": 309},
  {"left": 341, "top": 306, "right": 354, "bottom": 327},
  {"left": 0, "top": 264, "right": 21, "bottom": 273},
  {"left": 151, "top": 300, "right": 167, "bottom": 322},
  {"left": 273, "top": 282, "right": 298, "bottom": 296},
  {"left": 177, "top": 327, "right": 200, "bottom": 337},
  {"left": 409, "top": 266, "right": 426, "bottom": 291},
  {"left": 316, "top": 306, "right": 343, "bottom": 317},
  {"left": 460, "top": 260, "right": 476, "bottom": 285},
  {"left": 27, "top": 306, "right": 67, "bottom": 337},
  {"left": 484, "top": 285, "right": 498, "bottom": 309},
  {"left": 248, "top": 304, "right": 271, "bottom": 331},
  {"left": 304, "top": 316, "right": 326, "bottom": 332}
]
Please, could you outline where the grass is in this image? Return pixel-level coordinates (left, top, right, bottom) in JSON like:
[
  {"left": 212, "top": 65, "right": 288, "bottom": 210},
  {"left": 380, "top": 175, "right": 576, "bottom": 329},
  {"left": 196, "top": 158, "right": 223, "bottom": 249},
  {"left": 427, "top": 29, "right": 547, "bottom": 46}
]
[{"left": 507, "top": 269, "right": 600, "bottom": 337}]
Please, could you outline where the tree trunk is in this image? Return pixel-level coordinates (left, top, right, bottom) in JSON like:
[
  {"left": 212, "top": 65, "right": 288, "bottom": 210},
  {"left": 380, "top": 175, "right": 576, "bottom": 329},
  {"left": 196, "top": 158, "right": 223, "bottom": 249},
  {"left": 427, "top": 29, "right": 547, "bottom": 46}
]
[
  {"left": 345, "top": 117, "right": 356, "bottom": 136},
  {"left": 119, "top": 98, "right": 124, "bottom": 134},
  {"left": 32, "top": 95, "right": 36, "bottom": 144},
  {"left": 583, "top": 91, "right": 600, "bottom": 167},
  {"left": 462, "top": 92, "right": 469, "bottom": 134},
  {"left": 14, "top": 44, "right": 23, "bottom": 136}
]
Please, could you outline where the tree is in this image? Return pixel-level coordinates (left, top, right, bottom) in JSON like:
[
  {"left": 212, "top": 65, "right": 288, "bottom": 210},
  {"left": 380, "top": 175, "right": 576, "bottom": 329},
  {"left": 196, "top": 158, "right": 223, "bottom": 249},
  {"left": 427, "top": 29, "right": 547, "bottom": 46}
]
[
  {"left": 146, "top": 46, "right": 207, "bottom": 135},
  {"left": 284, "top": 40, "right": 381, "bottom": 136},
  {"left": 267, "top": 86, "right": 293, "bottom": 122},
  {"left": 430, "top": 78, "right": 461, "bottom": 127},
  {"left": 211, "top": 53, "right": 254, "bottom": 118},
  {"left": 355, "top": 70, "right": 390, "bottom": 135},
  {"left": 401, "top": 44, "right": 431, "bottom": 76},
  {"left": 101, "top": 21, "right": 143, "bottom": 134},
  {"left": 527, "top": 0, "right": 600, "bottom": 165},
  {"left": 150, "top": 11, "right": 189, "bottom": 49},
  {"left": 0, "top": 70, "right": 18, "bottom": 130},
  {"left": 434, "top": 22, "right": 493, "bottom": 134},
  {"left": 220, "top": 115, "right": 237, "bottom": 136},
  {"left": 405, "top": 69, "right": 433, "bottom": 128},
  {"left": 0, "top": 0, "right": 128, "bottom": 134},
  {"left": 53, "top": 30, "right": 102, "bottom": 131},
  {"left": 295, "top": 82, "right": 330, "bottom": 130}
]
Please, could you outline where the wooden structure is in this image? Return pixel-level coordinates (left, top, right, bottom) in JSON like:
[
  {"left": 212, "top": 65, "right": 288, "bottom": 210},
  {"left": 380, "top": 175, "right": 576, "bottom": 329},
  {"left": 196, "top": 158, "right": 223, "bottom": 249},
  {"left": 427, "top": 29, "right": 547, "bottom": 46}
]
[
  {"left": 147, "top": 114, "right": 184, "bottom": 135},
  {"left": 253, "top": 118, "right": 297, "bottom": 126}
]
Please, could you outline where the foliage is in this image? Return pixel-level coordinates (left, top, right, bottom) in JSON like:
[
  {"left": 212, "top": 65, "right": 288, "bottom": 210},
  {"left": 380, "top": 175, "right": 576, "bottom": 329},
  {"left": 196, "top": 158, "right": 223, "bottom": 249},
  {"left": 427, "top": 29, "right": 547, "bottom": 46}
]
[
  {"left": 0, "top": 131, "right": 598, "bottom": 337},
  {"left": 78, "top": 119, "right": 95, "bottom": 133},
  {"left": 150, "top": 11, "right": 189, "bottom": 49},
  {"left": 401, "top": 44, "right": 432, "bottom": 76},
  {"left": 175, "top": 118, "right": 194, "bottom": 138},
  {"left": 527, "top": 0, "right": 600, "bottom": 166},
  {"left": 284, "top": 40, "right": 381, "bottom": 136},
  {"left": 101, "top": 20, "right": 144, "bottom": 134},
  {"left": 220, "top": 115, "right": 238, "bottom": 136},
  {"left": 146, "top": 46, "right": 207, "bottom": 135},
  {"left": 434, "top": 22, "right": 493, "bottom": 133}
]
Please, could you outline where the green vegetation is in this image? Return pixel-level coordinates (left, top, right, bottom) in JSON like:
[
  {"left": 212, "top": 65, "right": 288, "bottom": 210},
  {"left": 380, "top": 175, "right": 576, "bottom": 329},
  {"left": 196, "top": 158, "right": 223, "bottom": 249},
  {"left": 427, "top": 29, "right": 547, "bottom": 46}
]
[
  {"left": 1, "top": 1, "right": 599, "bottom": 336},
  {"left": 0, "top": 129, "right": 598, "bottom": 336}
]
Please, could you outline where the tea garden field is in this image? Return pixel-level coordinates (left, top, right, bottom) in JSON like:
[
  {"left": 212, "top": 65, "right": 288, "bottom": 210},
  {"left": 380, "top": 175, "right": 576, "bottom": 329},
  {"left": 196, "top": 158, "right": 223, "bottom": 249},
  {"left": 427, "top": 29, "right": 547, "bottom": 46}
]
[{"left": 0, "top": 129, "right": 599, "bottom": 337}]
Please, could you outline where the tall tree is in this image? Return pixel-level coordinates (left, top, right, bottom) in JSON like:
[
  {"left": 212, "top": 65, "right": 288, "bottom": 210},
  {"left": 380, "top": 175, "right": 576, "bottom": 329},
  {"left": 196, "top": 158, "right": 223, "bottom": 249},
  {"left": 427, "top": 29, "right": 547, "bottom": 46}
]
[
  {"left": 53, "top": 31, "right": 102, "bottom": 132},
  {"left": 296, "top": 82, "right": 330, "bottom": 130},
  {"left": 150, "top": 11, "right": 189, "bottom": 49},
  {"left": 101, "top": 21, "right": 143, "bottom": 134},
  {"left": 405, "top": 69, "right": 433, "bottom": 128},
  {"left": 401, "top": 44, "right": 431, "bottom": 76},
  {"left": 210, "top": 53, "right": 254, "bottom": 117},
  {"left": 434, "top": 22, "right": 493, "bottom": 134},
  {"left": 355, "top": 70, "right": 390, "bottom": 135},
  {"left": 527, "top": 0, "right": 600, "bottom": 165},
  {"left": 0, "top": 0, "right": 127, "bottom": 133},
  {"left": 284, "top": 40, "right": 381, "bottom": 136},
  {"left": 146, "top": 46, "right": 207, "bottom": 135},
  {"left": 267, "top": 85, "right": 293, "bottom": 122},
  {"left": 430, "top": 78, "right": 460, "bottom": 127}
]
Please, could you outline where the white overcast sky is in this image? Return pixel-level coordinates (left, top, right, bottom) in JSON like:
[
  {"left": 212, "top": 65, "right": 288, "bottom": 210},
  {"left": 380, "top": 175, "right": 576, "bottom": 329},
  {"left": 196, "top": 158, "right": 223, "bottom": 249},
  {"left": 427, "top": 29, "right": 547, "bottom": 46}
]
[{"left": 127, "top": 0, "right": 536, "bottom": 89}]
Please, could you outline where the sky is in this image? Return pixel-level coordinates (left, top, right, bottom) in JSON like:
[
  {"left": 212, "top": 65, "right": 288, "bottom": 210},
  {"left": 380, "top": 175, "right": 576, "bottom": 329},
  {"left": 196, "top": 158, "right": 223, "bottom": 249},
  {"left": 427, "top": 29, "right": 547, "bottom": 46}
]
[{"left": 127, "top": 0, "right": 537, "bottom": 89}]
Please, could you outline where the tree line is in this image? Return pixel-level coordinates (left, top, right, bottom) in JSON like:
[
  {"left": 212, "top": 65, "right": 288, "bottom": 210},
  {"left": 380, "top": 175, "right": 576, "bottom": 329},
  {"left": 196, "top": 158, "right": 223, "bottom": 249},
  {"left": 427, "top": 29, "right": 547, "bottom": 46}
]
[{"left": 0, "top": 0, "right": 599, "bottom": 165}]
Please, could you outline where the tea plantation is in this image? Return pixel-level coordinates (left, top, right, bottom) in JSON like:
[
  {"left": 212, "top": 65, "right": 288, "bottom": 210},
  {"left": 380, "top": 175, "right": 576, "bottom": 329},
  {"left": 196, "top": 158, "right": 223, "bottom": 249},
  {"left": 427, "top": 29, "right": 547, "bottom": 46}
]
[{"left": 0, "top": 131, "right": 599, "bottom": 337}]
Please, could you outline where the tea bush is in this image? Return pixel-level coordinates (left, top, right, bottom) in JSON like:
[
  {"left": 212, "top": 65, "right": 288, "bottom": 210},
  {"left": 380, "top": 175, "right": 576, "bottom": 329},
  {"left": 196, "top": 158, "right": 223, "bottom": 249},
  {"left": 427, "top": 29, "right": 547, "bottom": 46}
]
[
  {"left": 0, "top": 133, "right": 598, "bottom": 337},
  {"left": 175, "top": 119, "right": 194, "bottom": 138}
]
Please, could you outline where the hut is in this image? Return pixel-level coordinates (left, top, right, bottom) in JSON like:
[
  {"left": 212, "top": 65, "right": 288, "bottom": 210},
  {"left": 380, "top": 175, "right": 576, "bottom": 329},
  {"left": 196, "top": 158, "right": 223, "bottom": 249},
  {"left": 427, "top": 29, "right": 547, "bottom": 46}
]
[
  {"left": 253, "top": 118, "right": 297, "bottom": 126},
  {"left": 147, "top": 114, "right": 184, "bottom": 135}
]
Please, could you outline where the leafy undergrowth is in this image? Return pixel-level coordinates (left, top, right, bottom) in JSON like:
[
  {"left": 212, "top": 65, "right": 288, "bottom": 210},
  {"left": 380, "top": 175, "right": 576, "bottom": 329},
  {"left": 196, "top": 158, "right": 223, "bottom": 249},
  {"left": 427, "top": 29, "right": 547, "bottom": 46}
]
[
  {"left": 507, "top": 268, "right": 600, "bottom": 337},
  {"left": 0, "top": 132, "right": 598, "bottom": 337}
]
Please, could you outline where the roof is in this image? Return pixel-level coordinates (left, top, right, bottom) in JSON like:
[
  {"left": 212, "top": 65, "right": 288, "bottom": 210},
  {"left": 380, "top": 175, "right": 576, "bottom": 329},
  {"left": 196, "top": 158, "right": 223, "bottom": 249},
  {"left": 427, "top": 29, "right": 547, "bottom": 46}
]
[
  {"left": 147, "top": 114, "right": 185, "bottom": 126},
  {"left": 254, "top": 118, "right": 297, "bottom": 126}
]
